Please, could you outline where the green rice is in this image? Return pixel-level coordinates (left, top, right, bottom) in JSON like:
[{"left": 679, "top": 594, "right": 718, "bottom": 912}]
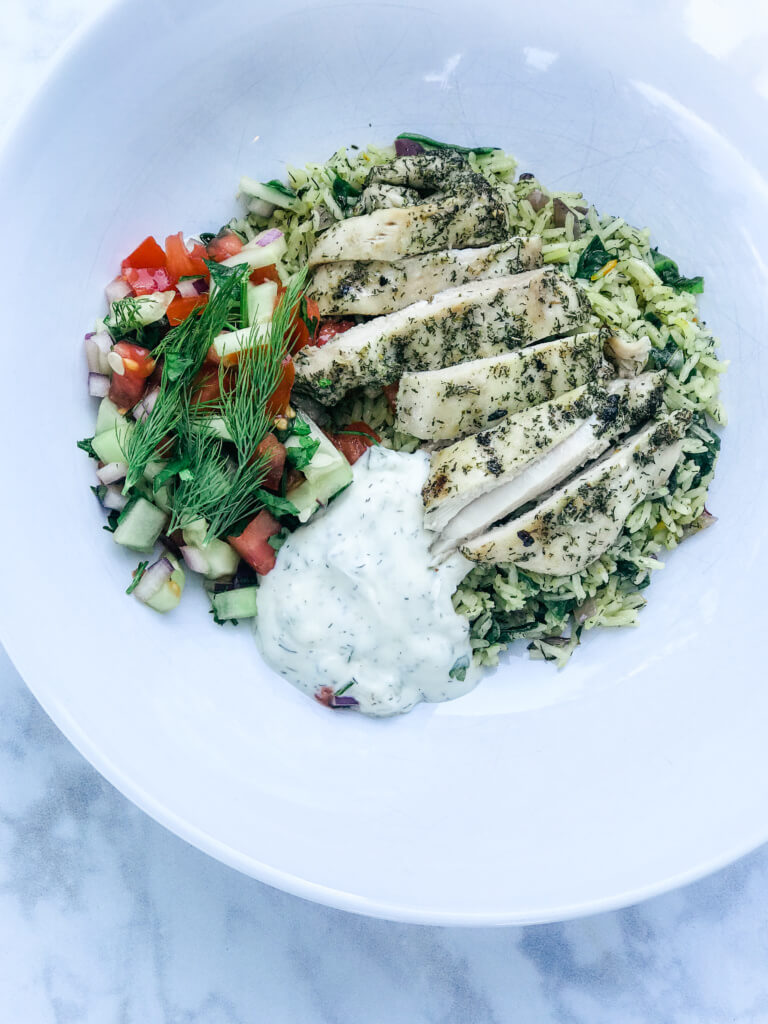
[{"left": 233, "top": 142, "right": 725, "bottom": 667}]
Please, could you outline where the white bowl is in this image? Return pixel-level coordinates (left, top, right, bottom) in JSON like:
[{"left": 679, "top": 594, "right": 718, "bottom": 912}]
[{"left": 1, "top": 0, "right": 766, "bottom": 925}]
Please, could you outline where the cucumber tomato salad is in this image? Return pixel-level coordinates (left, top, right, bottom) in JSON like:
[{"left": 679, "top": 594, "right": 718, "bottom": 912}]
[{"left": 79, "top": 133, "right": 725, "bottom": 716}]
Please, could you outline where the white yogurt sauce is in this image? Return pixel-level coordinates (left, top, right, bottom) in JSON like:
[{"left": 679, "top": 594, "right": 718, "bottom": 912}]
[{"left": 255, "top": 446, "right": 478, "bottom": 716}]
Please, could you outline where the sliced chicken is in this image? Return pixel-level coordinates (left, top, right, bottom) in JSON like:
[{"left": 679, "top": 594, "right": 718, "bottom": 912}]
[
  {"left": 352, "top": 183, "right": 421, "bottom": 215},
  {"left": 294, "top": 268, "right": 591, "bottom": 404},
  {"left": 365, "top": 150, "right": 472, "bottom": 191},
  {"left": 310, "top": 237, "right": 543, "bottom": 316},
  {"left": 425, "top": 373, "right": 666, "bottom": 561},
  {"left": 395, "top": 331, "right": 601, "bottom": 440},
  {"left": 460, "top": 410, "right": 691, "bottom": 574},
  {"left": 307, "top": 190, "right": 509, "bottom": 266}
]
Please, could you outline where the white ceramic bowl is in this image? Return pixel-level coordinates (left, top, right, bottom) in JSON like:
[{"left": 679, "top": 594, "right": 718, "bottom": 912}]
[{"left": 1, "top": 0, "right": 767, "bottom": 925}]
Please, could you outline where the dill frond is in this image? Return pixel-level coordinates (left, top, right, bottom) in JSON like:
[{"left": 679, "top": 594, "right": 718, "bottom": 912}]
[
  {"left": 165, "top": 268, "right": 309, "bottom": 541},
  {"left": 123, "top": 263, "right": 250, "bottom": 488}
]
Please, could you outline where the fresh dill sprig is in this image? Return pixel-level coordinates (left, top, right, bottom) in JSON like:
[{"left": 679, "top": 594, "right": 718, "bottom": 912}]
[
  {"left": 122, "top": 263, "right": 250, "bottom": 489},
  {"left": 166, "top": 268, "right": 308, "bottom": 541},
  {"left": 219, "top": 269, "right": 307, "bottom": 462}
]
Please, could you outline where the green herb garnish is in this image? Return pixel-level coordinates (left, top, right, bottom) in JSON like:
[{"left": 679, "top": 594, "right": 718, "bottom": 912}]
[
  {"left": 331, "top": 173, "right": 361, "bottom": 210},
  {"left": 125, "top": 561, "right": 149, "bottom": 595},
  {"left": 651, "top": 249, "right": 704, "bottom": 294},
  {"left": 165, "top": 269, "right": 308, "bottom": 541},
  {"left": 264, "top": 179, "right": 298, "bottom": 200},
  {"left": 122, "top": 262, "right": 251, "bottom": 489},
  {"left": 285, "top": 434, "right": 320, "bottom": 470},
  {"left": 396, "top": 132, "right": 498, "bottom": 156},
  {"left": 77, "top": 437, "right": 98, "bottom": 459},
  {"left": 449, "top": 655, "right": 470, "bottom": 682},
  {"left": 575, "top": 235, "right": 614, "bottom": 280},
  {"left": 255, "top": 489, "right": 300, "bottom": 519}
]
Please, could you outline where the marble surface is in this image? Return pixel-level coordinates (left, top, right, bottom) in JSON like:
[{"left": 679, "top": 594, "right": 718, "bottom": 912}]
[{"left": 3, "top": 2, "right": 768, "bottom": 1021}]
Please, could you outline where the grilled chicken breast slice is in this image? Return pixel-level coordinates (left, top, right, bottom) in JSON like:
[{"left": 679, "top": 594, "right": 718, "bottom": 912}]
[
  {"left": 307, "top": 189, "right": 509, "bottom": 266},
  {"left": 352, "top": 183, "right": 422, "bottom": 215},
  {"left": 310, "top": 237, "right": 543, "bottom": 316},
  {"left": 460, "top": 410, "right": 691, "bottom": 574},
  {"left": 294, "top": 268, "right": 591, "bottom": 404},
  {"left": 365, "top": 150, "right": 472, "bottom": 191},
  {"left": 424, "top": 373, "right": 666, "bottom": 560},
  {"left": 395, "top": 331, "right": 601, "bottom": 440}
]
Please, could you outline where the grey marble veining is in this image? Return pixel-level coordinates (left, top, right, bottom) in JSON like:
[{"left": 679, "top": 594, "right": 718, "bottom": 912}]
[
  {"left": 3, "top": 1, "right": 768, "bottom": 1020},
  {"left": 4, "top": 642, "right": 768, "bottom": 1023}
]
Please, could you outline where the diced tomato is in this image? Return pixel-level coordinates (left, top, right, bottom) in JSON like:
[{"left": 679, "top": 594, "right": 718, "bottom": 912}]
[
  {"left": 124, "top": 266, "right": 174, "bottom": 295},
  {"left": 266, "top": 355, "right": 295, "bottom": 418},
  {"left": 382, "top": 381, "right": 399, "bottom": 412},
  {"left": 164, "top": 231, "right": 209, "bottom": 280},
  {"left": 167, "top": 293, "right": 208, "bottom": 325},
  {"left": 189, "top": 363, "right": 235, "bottom": 407},
  {"left": 148, "top": 358, "right": 164, "bottom": 388},
  {"left": 112, "top": 342, "right": 155, "bottom": 377},
  {"left": 155, "top": 433, "right": 176, "bottom": 459},
  {"left": 109, "top": 372, "right": 146, "bottom": 412},
  {"left": 317, "top": 318, "right": 355, "bottom": 347},
  {"left": 327, "top": 421, "right": 381, "bottom": 465},
  {"left": 108, "top": 342, "right": 156, "bottom": 413},
  {"left": 252, "top": 433, "right": 286, "bottom": 491},
  {"left": 206, "top": 230, "right": 243, "bottom": 262},
  {"left": 228, "top": 510, "right": 281, "bottom": 575},
  {"left": 121, "top": 235, "right": 167, "bottom": 272},
  {"left": 250, "top": 264, "right": 281, "bottom": 287},
  {"left": 286, "top": 295, "right": 321, "bottom": 354}
]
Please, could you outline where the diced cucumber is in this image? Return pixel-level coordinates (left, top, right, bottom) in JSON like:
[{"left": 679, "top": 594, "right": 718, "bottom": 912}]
[
  {"left": 285, "top": 416, "right": 353, "bottom": 522},
  {"left": 95, "top": 397, "right": 122, "bottom": 435},
  {"left": 152, "top": 484, "right": 172, "bottom": 514},
  {"left": 107, "top": 290, "right": 175, "bottom": 326},
  {"left": 182, "top": 518, "right": 240, "bottom": 580},
  {"left": 210, "top": 586, "right": 259, "bottom": 622},
  {"left": 246, "top": 280, "right": 278, "bottom": 328},
  {"left": 113, "top": 497, "right": 168, "bottom": 552},
  {"left": 189, "top": 415, "right": 233, "bottom": 441},
  {"left": 92, "top": 420, "right": 134, "bottom": 464},
  {"left": 211, "top": 278, "right": 276, "bottom": 358},
  {"left": 146, "top": 565, "right": 185, "bottom": 613},
  {"left": 220, "top": 230, "right": 287, "bottom": 272},
  {"left": 143, "top": 460, "right": 166, "bottom": 483},
  {"left": 239, "top": 176, "right": 304, "bottom": 214}
]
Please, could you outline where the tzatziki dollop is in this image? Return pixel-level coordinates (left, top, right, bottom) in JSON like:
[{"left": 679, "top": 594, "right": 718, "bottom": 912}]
[{"left": 254, "top": 446, "right": 477, "bottom": 716}]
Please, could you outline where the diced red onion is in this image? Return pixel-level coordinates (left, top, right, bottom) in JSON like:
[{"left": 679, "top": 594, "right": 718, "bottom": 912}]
[
  {"left": 96, "top": 461, "right": 127, "bottom": 485},
  {"left": 133, "top": 557, "right": 174, "bottom": 603},
  {"left": 330, "top": 694, "right": 359, "bottom": 708},
  {"left": 85, "top": 331, "right": 113, "bottom": 373},
  {"left": 255, "top": 228, "right": 283, "bottom": 247},
  {"left": 180, "top": 545, "right": 209, "bottom": 575},
  {"left": 193, "top": 277, "right": 209, "bottom": 295},
  {"left": 105, "top": 275, "right": 131, "bottom": 306},
  {"left": 248, "top": 198, "right": 276, "bottom": 219},
  {"left": 132, "top": 386, "right": 160, "bottom": 422},
  {"left": 84, "top": 331, "right": 95, "bottom": 340},
  {"left": 88, "top": 372, "right": 110, "bottom": 398},
  {"left": 395, "top": 138, "right": 425, "bottom": 156},
  {"left": 553, "top": 197, "right": 582, "bottom": 237},
  {"left": 526, "top": 189, "right": 549, "bottom": 213},
  {"left": 575, "top": 597, "right": 597, "bottom": 625},
  {"left": 102, "top": 485, "right": 128, "bottom": 511},
  {"left": 176, "top": 277, "right": 203, "bottom": 298}
]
